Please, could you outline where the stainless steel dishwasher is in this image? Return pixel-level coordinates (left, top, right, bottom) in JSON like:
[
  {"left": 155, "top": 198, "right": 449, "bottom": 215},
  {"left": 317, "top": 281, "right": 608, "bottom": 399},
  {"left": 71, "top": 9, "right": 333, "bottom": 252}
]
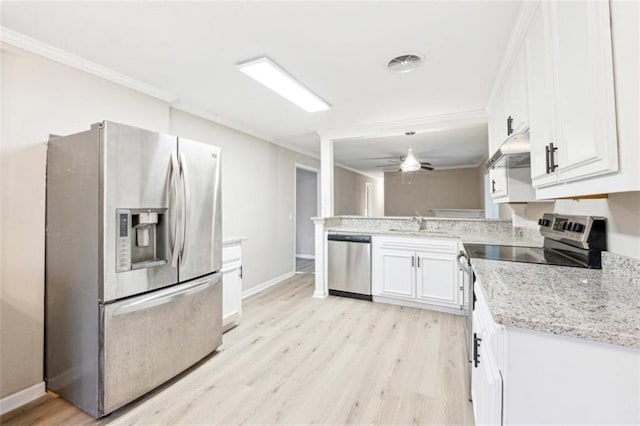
[{"left": 327, "top": 234, "right": 372, "bottom": 301}]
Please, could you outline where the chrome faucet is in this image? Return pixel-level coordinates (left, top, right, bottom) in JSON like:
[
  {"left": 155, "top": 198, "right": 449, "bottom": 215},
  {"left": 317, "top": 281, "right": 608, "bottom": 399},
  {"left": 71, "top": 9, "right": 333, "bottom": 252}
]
[{"left": 411, "top": 211, "right": 423, "bottom": 229}]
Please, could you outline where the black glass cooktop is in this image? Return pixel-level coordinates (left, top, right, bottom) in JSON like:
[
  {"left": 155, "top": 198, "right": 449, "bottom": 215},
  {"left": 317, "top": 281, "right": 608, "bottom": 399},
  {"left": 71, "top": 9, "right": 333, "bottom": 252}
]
[{"left": 463, "top": 244, "right": 587, "bottom": 268}]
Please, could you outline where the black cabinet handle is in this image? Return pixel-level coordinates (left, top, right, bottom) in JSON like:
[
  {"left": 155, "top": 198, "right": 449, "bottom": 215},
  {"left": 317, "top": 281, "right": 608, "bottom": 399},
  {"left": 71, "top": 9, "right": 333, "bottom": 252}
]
[
  {"left": 545, "top": 145, "right": 551, "bottom": 174},
  {"left": 411, "top": 256, "right": 415, "bottom": 268},
  {"left": 417, "top": 257, "right": 421, "bottom": 268},
  {"left": 473, "top": 333, "right": 482, "bottom": 367},
  {"left": 549, "top": 142, "right": 558, "bottom": 172},
  {"left": 491, "top": 179, "right": 496, "bottom": 193},
  {"left": 507, "top": 116, "right": 514, "bottom": 136}
]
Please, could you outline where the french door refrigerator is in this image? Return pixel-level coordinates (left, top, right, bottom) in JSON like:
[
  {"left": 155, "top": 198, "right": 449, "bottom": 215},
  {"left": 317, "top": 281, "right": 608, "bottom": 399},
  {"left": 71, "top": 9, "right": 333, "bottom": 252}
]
[{"left": 45, "top": 121, "right": 222, "bottom": 417}]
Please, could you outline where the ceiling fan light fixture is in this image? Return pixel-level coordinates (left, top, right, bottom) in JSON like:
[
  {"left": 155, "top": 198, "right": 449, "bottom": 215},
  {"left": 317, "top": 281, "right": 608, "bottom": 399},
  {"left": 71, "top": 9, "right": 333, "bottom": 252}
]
[{"left": 400, "top": 148, "right": 421, "bottom": 172}]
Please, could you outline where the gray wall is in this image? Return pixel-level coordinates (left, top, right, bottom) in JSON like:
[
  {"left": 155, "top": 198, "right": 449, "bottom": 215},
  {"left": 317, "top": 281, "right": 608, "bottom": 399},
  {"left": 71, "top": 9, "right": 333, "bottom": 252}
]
[
  {"left": 295, "top": 169, "right": 317, "bottom": 257},
  {"left": 334, "top": 166, "right": 384, "bottom": 216},
  {"left": 384, "top": 167, "right": 483, "bottom": 216}
]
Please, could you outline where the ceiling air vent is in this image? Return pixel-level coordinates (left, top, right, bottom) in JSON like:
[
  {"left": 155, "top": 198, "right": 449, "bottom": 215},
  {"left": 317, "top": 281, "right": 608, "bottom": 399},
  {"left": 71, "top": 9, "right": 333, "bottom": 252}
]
[{"left": 387, "top": 53, "right": 424, "bottom": 73}]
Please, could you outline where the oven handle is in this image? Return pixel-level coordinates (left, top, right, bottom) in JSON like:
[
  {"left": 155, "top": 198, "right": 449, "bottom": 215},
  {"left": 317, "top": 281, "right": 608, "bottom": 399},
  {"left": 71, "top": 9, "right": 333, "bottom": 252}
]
[{"left": 457, "top": 251, "right": 471, "bottom": 274}]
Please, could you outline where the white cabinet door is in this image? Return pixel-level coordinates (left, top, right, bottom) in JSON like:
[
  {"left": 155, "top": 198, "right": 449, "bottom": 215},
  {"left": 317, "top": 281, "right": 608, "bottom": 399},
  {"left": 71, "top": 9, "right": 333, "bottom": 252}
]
[
  {"left": 379, "top": 248, "right": 415, "bottom": 299},
  {"left": 546, "top": 0, "right": 618, "bottom": 182},
  {"left": 525, "top": 3, "right": 558, "bottom": 187},
  {"left": 472, "top": 310, "right": 503, "bottom": 426},
  {"left": 222, "top": 266, "right": 241, "bottom": 328},
  {"left": 415, "top": 251, "right": 458, "bottom": 308},
  {"left": 488, "top": 88, "right": 506, "bottom": 157},
  {"left": 503, "top": 47, "right": 529, "bottom": 134},
  {"left": 489, "top": 167, "right": 508, "bottom": 199}
]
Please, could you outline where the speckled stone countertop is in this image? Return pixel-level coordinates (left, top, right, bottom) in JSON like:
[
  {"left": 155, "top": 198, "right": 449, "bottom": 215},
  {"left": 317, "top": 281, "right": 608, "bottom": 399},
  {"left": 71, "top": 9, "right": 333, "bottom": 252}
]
[
  {"left": 326, "top": 227, "right": 541, "bottom": 247},
  {"left": 471, "top": 258, "right": 640, "bottom": 349}
]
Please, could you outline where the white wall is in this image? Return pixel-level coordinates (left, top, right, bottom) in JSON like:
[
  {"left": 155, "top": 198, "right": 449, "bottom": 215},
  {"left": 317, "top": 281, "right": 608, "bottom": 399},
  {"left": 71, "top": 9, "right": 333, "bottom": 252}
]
[
  {"left": 502, "top": 192, "right": 640, "bottom": 260},
  {"left": 0, "top": 43, "right": 169, "bottom": 399},
  {"left": 384, "top": 167, "right": 483, "bottom": 216},
  {"left": 295, "top": 168, "right": 317, "bottom": 257}
]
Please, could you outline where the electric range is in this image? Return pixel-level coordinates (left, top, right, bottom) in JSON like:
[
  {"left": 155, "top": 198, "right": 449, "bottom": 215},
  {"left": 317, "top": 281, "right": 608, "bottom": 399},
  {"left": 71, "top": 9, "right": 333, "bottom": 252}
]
[{"left": 464, "top": 213, "right": 607, "bottom": 269}]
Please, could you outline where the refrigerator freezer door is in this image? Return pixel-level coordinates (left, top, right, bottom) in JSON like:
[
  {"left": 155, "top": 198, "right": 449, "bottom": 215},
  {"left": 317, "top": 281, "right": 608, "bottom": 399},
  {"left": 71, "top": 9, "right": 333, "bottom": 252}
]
[
  {"left": 177, "top": 137, "right": 222, "bottom": 281},
  {"left": 102, "top": 122, "right": 179, "bottom": 302},
  {"left": 100, "top": 272, "right": 222, "bottom": 416}
]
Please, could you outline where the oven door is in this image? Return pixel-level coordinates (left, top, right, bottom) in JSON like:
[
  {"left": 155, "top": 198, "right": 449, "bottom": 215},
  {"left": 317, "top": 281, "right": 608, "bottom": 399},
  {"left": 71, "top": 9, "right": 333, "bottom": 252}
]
[{"left": 99, "top": 273, "right": 222, "bottom": 416}]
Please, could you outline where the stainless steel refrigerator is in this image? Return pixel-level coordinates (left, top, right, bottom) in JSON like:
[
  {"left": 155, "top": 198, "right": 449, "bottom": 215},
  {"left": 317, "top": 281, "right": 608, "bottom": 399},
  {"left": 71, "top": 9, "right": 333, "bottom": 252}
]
[{"left": 45, "top": 121, "right": 223, "bottom": 417}]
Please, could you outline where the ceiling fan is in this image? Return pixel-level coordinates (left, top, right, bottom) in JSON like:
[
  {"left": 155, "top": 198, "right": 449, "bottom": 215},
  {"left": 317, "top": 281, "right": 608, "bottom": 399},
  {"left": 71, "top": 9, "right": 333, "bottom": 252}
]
[{"left": 376, "top": 148, "right": 434, "bottom": 172}]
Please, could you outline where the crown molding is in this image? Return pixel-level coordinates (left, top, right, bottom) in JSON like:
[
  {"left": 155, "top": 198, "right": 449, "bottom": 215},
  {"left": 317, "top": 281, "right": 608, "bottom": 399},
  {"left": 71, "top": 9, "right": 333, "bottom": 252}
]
[
  {"left": 317, "top": 109, "right": 488, "bottom": 141},
  {"left": 0, "top": 27, "right": 179, "bottom": 103},
  {"left": 170, "top": 101, "right": 327, "bottom": 163},
  {"left": 334, "top": 163, "right": 384, "bottom": 181},
  {"left": 485, "top": 0, "right": 540, "bottom": 112}
]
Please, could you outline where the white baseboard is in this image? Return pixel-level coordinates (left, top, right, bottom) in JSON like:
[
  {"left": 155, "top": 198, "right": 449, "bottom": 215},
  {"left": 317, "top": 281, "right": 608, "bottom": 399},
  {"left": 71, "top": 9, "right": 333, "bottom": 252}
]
[
  {"left": 295, "top": 253, "right": 315, "bottom": 260},
  {"left": 242, "top": 271, "right": 295, "bottom": 299},
  {"left": 0, "top": 381, "right": 46, "bottom": 415}
]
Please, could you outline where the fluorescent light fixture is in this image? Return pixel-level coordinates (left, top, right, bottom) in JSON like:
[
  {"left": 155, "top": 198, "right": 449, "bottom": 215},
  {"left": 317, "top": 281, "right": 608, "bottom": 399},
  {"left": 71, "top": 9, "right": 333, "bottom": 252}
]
[
  {"left": 400, "top": 148, "right": 421, "bottom": 172},
  {"left": 237, "top": 57, "right": 330, "bottom": 112}
]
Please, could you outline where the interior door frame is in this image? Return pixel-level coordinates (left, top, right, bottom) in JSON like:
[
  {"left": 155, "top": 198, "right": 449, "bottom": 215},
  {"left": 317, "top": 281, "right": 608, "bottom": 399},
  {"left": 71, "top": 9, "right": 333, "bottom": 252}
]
[{"left": 293, "top": 163, "right": 321, "bottom": 271}]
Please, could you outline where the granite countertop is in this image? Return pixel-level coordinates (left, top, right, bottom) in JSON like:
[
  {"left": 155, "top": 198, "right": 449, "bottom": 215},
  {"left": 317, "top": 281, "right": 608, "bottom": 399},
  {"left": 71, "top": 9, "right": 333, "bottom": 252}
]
[
  {"left": 471, "top": 258, "right": 640, "bottom": 349},
  {"left": 326, "top": 227, "right": 541, "bottom": 247}
]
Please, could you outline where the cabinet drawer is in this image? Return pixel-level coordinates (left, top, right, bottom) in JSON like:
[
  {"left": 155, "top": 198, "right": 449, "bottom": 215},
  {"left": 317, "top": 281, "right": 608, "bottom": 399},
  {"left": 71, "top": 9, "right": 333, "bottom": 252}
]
[
  {"left": 223, "top": 244, "right": 242, "bottom": 265},
  {"left": 377, "top": 236, "right": 458, "bottom": 254}
]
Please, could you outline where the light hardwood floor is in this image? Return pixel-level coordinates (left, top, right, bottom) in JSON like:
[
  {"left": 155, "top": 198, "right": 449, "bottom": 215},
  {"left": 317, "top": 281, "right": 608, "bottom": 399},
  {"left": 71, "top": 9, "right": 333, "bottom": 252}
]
[
  {"left": 295, "top": 257, "right": 315, "bottom": 274},
  {"left": 2, "top": 273, "right": 473, "bottom": 425}
]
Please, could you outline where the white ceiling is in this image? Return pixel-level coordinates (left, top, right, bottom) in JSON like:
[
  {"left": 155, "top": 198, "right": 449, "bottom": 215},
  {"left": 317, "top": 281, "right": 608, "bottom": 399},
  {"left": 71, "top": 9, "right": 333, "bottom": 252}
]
[
  {"left": 334, "top": 124, "right": 488, "bottom": 177},
  {"left": 1, "top": 1, "right": 520, "bottom": 169}
]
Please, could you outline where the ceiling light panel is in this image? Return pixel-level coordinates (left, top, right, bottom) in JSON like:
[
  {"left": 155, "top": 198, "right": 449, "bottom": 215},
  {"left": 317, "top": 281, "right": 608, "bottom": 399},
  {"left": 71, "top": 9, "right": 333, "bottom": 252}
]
[{"left": 237, "top": 57, "right": 330, "bottom": 113}]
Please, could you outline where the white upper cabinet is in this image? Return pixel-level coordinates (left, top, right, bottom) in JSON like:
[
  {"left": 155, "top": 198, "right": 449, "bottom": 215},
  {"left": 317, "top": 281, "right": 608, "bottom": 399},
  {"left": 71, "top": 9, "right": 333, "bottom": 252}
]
[
  {"left": 526, "top": 0, "right": 618, "bottom": 190},
  {"left": 488, "top": 87, "right": 506, "bottom": 156},
  {"left": 503, "top": 47, "right": 529, "bottom": 135},
  {"left": 525, "top": 4, "right": 558, "bottom": 187}
]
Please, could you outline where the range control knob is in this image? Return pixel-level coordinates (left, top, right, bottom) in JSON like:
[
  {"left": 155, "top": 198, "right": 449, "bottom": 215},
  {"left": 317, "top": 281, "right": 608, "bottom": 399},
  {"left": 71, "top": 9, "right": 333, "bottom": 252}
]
[
  {"left": 565, "top": 222, "right": 573, "bottom": 231},
  {"left": 573, "top": 223, "right": 585, "bottom": 233},
  {"left": 538, "top": 218, "right": 544, "bottom": 226},
  {"left": 539, "top": 218, "right": 551, "bottom": 226},
  {"left": 562, "top": 222, "right": 569, "bottom": 230}
]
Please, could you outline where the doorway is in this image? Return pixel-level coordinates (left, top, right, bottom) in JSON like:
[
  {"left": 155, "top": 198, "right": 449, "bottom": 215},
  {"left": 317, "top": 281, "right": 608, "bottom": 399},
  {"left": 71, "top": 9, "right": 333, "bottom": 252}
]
[{"left": 294, "top": 164, "right": 320, "bottom": 274}]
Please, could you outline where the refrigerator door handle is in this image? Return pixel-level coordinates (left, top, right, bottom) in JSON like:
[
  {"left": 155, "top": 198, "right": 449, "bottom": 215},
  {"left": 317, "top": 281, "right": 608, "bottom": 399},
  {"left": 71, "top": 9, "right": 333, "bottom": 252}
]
[
  {"left": 112, "top": 274, "right": 220, "bottom": 317},
  {"left": 169, "top": 152, "right": 181, "bottom": 268},
  {"left": 179, "top": 153, "right": 190, "bottom": 265}
]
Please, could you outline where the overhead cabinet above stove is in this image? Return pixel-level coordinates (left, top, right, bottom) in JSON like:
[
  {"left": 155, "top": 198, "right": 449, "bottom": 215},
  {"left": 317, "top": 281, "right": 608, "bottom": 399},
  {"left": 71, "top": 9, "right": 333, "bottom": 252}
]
[
  {"left": 526, "top": 1, "right": 618, "bottom": 190},
  {"left": 487, "top": 0, "right": 639, "bottom": 200}
]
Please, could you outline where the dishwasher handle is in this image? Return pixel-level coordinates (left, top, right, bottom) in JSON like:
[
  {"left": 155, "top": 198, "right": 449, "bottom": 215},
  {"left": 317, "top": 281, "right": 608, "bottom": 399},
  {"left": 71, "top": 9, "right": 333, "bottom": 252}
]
[{"left": 328, "top": 234, "right": 371, "bottom": 243}]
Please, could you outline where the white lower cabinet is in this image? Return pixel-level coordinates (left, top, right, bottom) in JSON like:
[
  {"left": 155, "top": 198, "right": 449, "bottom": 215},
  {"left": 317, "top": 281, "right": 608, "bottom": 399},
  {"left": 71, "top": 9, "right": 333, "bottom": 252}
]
[
  {"left": 472, "top": 278, "right": 640, "bottom": 425},
  {"left": 416, "top": 251, "right": 458, "bottom": 306},
  {"left": 379, "top": 249, "right": 415, "bottom": 298},
  {"left": 222, "top": 240, "right": 243, "bottom": 331},
  {"left": 372, "top": 236, "right": 462, "bottom": 313}
]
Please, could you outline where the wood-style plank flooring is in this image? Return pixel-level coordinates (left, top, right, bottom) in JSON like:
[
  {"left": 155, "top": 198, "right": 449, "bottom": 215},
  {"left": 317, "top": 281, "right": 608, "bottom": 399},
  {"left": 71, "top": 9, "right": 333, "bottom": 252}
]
[
  {"left": 295, "top": 257, "right": 315, "bottom": 274},
  {"left": 2, "top": 273, "right": 473, "bottom": 425}
]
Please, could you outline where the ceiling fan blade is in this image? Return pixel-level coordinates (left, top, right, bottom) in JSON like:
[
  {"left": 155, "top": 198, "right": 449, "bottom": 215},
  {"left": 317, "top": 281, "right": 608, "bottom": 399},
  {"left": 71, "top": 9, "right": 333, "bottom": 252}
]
[
  {"left": 419, "top": 161, "right": 432, "bottom": 166},
  {"left": 421, "top": 165, "right": 434, "bottom": 170},
  {"left": 376, "top": 164, "right": 400, "bottom": 168}
]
